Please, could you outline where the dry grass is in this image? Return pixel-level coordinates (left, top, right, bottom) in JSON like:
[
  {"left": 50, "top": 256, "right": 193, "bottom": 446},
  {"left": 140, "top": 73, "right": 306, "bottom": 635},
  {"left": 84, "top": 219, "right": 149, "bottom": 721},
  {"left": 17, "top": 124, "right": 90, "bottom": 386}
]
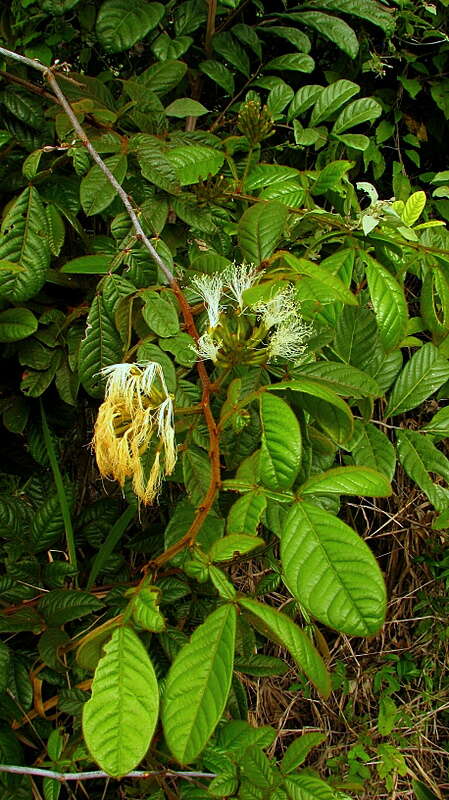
[{"left": 232, "top": 474, "right": 449, "bottom": 799}]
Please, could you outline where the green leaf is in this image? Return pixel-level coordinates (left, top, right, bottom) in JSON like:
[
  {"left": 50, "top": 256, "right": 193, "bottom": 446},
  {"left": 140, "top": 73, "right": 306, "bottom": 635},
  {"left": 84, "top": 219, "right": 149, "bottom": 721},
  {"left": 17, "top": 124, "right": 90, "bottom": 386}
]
[
  {"left": 167, "top": 145, "right": 224, "bottom": 186},
  {"left": 227, "top": 491, "right": 267, "bottom": 535},
  {"left": 96, "top": 0, "right": 164, "bottom": 53},
  {"left": 350, "top": 421, "right": 396, "bottom": 481},
  {"left": 239, "top": 597, "right": 331, "bottom": 698},
  {"left": 412, "top": 779, "right": 440, "bottom": 800},
  {"left": 281, "top": 502, "right": 386, "bottom": 636},
  {"left": 267, "top": 380, "right": 353, "bottom": 445},
  {"left": 209, "top": 533, "right": 264, "bottom": 561},
  {"left": 80, "top": 155, "right": 128, "bottom": 216},
  {"left": 284, "top": 773, "right": 336, "bottom": 800},
  {"left": 288, "top": 85, "right": 323, "bottom": 121},
  {"left": 45, "top": 204, "right": 65, "bottom": 256},
  {"left": 165, "top": 98, "right": 209, "bottom": 118},
  {"left": 160, "top": 332, "right": 196, "bottom": 367},
  {"left": 0, "top": 187, "right": 50, "bottom": 302},
  {"left": 31, "top": 493, "right": 66, "bottom": 552},
  {"left": 61, "top": 255, "right": 113, "bottom": 274},
  {"left": 297, "top": 362, "right": 381, "bottom": 398},
  {"left": 299, "top": 466, "right": 391, "bottom": 498},
  {"left": 363, "top": 254, "right": 408, "bottom": 351},
  {"left": 332, "top": 98, "right": 382, "bottom": 134},
  {"left": 295, "top": 11, "right": 359, "bottom": 58},
  {"left": 262, "top": 26, "right": 311, "bottom": 54},
  {"left": 162, "top": 604, "right": 236, "bottom": 764},
  {"left": 241, "top": 745, "right": 274, "bottom": 788},
  {"left": 0, "top": 607, "right": 43, "bottom": 634},
  {"left": 313, "top": 161, "right": 352, "bottom": 195},
  {"left": 182, "top": 447, "right": 212, "bottom": 508},
  {"left": 315, "top": 0, "right": 395, "bottom": 34},
  {"left": 310, "top": 79, "right": 359, "bottom": 127},
  {"left": 83, "top": 626, "right": 159, "bottom": 776},
  {"left": 259, "top": 393, "right": 301, "bottom": 490},
  {"left": 199, "top": 60, "right": 234, "bottom": 95},
  {"left": 402, "top": 191, "right": 426, "bottom": 226},
  {"left": 238, "top": 202, "right": 288, "bottom": 265},
  {"left": 213, "top": 32, "right": 250, "bottom": 77},
  {"left": 0, "top": 308, "right": 38, "bottom": 342},
  {"left": 245, "top": 165, "right": 300, "bottom": 192},
  {"left": 281, "top": 732, "right": 326, "bottom": 774},
  {"left": 79, "top": 295, "right": 124, "bottom": 398},
  {"left": 284, "top": 254, "right": 357, "bottom": 305},
  {"left": 137, "top": 59, "right": 187, "bottom": 96},
  {"left": 130, "top": 134, "right": 180, "bottom": 194},
  {"left": 396, "top": 429, "right": 449, "bottom": 512},
  {"left": 334, "top": 306, "right": 380, "bottom": 372},
  {"left": 335, "top": 133, "right": 370, "bottom": 151},
  {"left": 386, "top": 343, "right": 449, "bottom": 416},
  {"left": 266, "top": 54, "right": 314, "bottom": 73},
  {"left": 136, "top": 342, "right": 176, "bottom": 392},
  {"left": 38, "top": 590, "right": 103, "bottom": 625},
  {"left": 422, "top": 404, "right": 449, "bottom": 439},
  {"left": 142, "top": 290, "right": 180, "bottom": 337}
]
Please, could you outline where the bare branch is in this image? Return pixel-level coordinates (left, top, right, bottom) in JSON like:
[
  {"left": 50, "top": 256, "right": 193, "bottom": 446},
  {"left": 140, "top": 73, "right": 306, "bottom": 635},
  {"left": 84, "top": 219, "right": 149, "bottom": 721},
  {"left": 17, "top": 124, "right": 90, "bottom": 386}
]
[{"left": 0, "top": 764, "right": 216, "bottom": 782}]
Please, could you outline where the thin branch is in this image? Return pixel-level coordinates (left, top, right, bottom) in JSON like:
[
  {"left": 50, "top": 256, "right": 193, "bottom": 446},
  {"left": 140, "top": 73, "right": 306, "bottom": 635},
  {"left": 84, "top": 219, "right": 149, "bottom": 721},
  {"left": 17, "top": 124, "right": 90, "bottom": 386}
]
[
  {"left": 0, "top": 70, "right": 57, "bottom": 103},
  {"left": 0, "top": 765, "right": 216, "bottom": 782}
]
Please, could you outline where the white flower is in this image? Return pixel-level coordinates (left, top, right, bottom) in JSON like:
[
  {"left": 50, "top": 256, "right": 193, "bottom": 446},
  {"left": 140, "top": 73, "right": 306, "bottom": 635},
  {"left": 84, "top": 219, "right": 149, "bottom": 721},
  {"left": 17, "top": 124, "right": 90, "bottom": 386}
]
[
  {"left": 224, "top": 262, "right": 258, "bottom": 310},
  {"left": 268, "top": 315, "right": 312, "bottom": 362},
  {"left": 254, "top": 285, "right": 299, "bottom": 329},
  {"left": 194, "top": 332, "right": 222, "bottom": 362},
  {"left": 190, "top": 273, "right": 225, "bottom": 328}
]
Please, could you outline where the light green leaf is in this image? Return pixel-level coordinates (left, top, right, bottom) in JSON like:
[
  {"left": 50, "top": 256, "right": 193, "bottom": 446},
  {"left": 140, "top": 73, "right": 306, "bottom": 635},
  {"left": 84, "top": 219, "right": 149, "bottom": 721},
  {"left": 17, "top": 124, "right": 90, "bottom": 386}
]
[
  {"left": 335, "top": 133, "right": 370, "bottom": 151},
  {"left": 142, "top": 290, "right": 180, "bottom": 337},
  {"left": 96, "top": 0, "right": 164, "bottom": 53},
  {"left": 83, "top": 626, "right": 159, "bottom": 776},
  {"left": 295, "top": 11, "right": 359, "bottom": 58},
  {"left": 260, "top": 393, "right": 301, "bottom": 490},
  {"left": 61, "top": 255, "right": 113, "bottom": 274},
  {"left": 299, "top": 466, "right": 391, "bottom": 497},
  {"left": 350, "top": 421, "right": 396, "bottom": 481},
  {"left": 281, "top": 502, "right": 386, "bottom": 635},
  {"left": 267, "top": 379, "right": 353, "bottom": 445},
  {"left": 281, "top": 732, "right": 326, "bottom": 775},
  {"left": 386, "top": 343, "right": 449, "bottom": 416},
  {"left": 165, "top": 98, "right": 209, "bottom": 117},
  {"left": 238, "top": 202, "right": 288, "bottom": 264},
  {"left": 284, "top": 773, "right": 336, "bottom": 800},
  {"left": 0, "top": 308, "right": 38, "bottom": 342},
  {"left": 310, "top": 79, "right": 359, "bottom": 127},
  {"left": 402, "top": 191, "right": 426, "bottom": 226},
  {"left": 199, "top": 60, "right": 235, "bottom": 95},
  {"left": 297, "top": 362, "right": 381, "bottom": 398},
  {"left": 227, "top": 491, "right": 267, "bottom": 535},
  {"left": 363, "top": 254, "right": 408, "bottom": 351},
  {"left": 80, "top": 155, "right": 128, "bottom": 216},
  {"left": 209, "top": 534, "right": 263, "bottom": 562},
  {"left": 239, "top": 597, "right": 331, "bottom": 698},
  {"left": 167, "top": 145, "right": 224, "bottom": 185},
  {"left": 162, "top": 604, "right": 236, "bottom": 764},
  {"left": 0, "top": 187, "right": 50, "bottom": 302},
  {"left": 266, "top": 54, "right": 314, "bottom": 73},
  {"left": 332, "top": 98, "right": 382, "bottom": 134}
]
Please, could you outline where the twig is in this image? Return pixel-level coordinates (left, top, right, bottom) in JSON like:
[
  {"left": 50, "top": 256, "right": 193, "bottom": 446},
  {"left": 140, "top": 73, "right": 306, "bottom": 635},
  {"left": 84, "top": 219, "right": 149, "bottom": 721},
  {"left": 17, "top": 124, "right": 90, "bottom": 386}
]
[
  {"left": 0, "top": 765, "right": 216, "bottom": 782},
  {"left": 205, "top": 0, "right": 217, "bottom": 58},
  {"left": 0, "top": 70, "right": 56, "bottom": 103}
]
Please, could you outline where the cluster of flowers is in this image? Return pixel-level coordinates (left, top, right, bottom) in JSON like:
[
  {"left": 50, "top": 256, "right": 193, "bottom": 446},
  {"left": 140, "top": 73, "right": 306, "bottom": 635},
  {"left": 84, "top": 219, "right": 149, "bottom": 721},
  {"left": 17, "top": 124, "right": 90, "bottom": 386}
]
[
  {"left": 93, "top": 264, "right": 311, "bottom": 504},
  {"left": 191, "top": 262, "right": 312, "bottom": 365}
]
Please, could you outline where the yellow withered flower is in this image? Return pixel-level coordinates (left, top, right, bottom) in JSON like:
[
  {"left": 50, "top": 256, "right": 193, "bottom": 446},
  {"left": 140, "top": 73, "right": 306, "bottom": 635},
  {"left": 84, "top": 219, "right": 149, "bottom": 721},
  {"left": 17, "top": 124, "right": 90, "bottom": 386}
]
[{"left": 93, "top": 362, "right": 177, "bottom": 505}]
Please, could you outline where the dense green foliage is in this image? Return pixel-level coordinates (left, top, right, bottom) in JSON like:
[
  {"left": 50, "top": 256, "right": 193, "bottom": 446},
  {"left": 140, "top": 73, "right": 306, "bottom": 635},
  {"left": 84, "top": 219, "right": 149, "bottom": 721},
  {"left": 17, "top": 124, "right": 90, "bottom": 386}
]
[{"left": 0, "top": 1, "right": 448, "bottom": 798}]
